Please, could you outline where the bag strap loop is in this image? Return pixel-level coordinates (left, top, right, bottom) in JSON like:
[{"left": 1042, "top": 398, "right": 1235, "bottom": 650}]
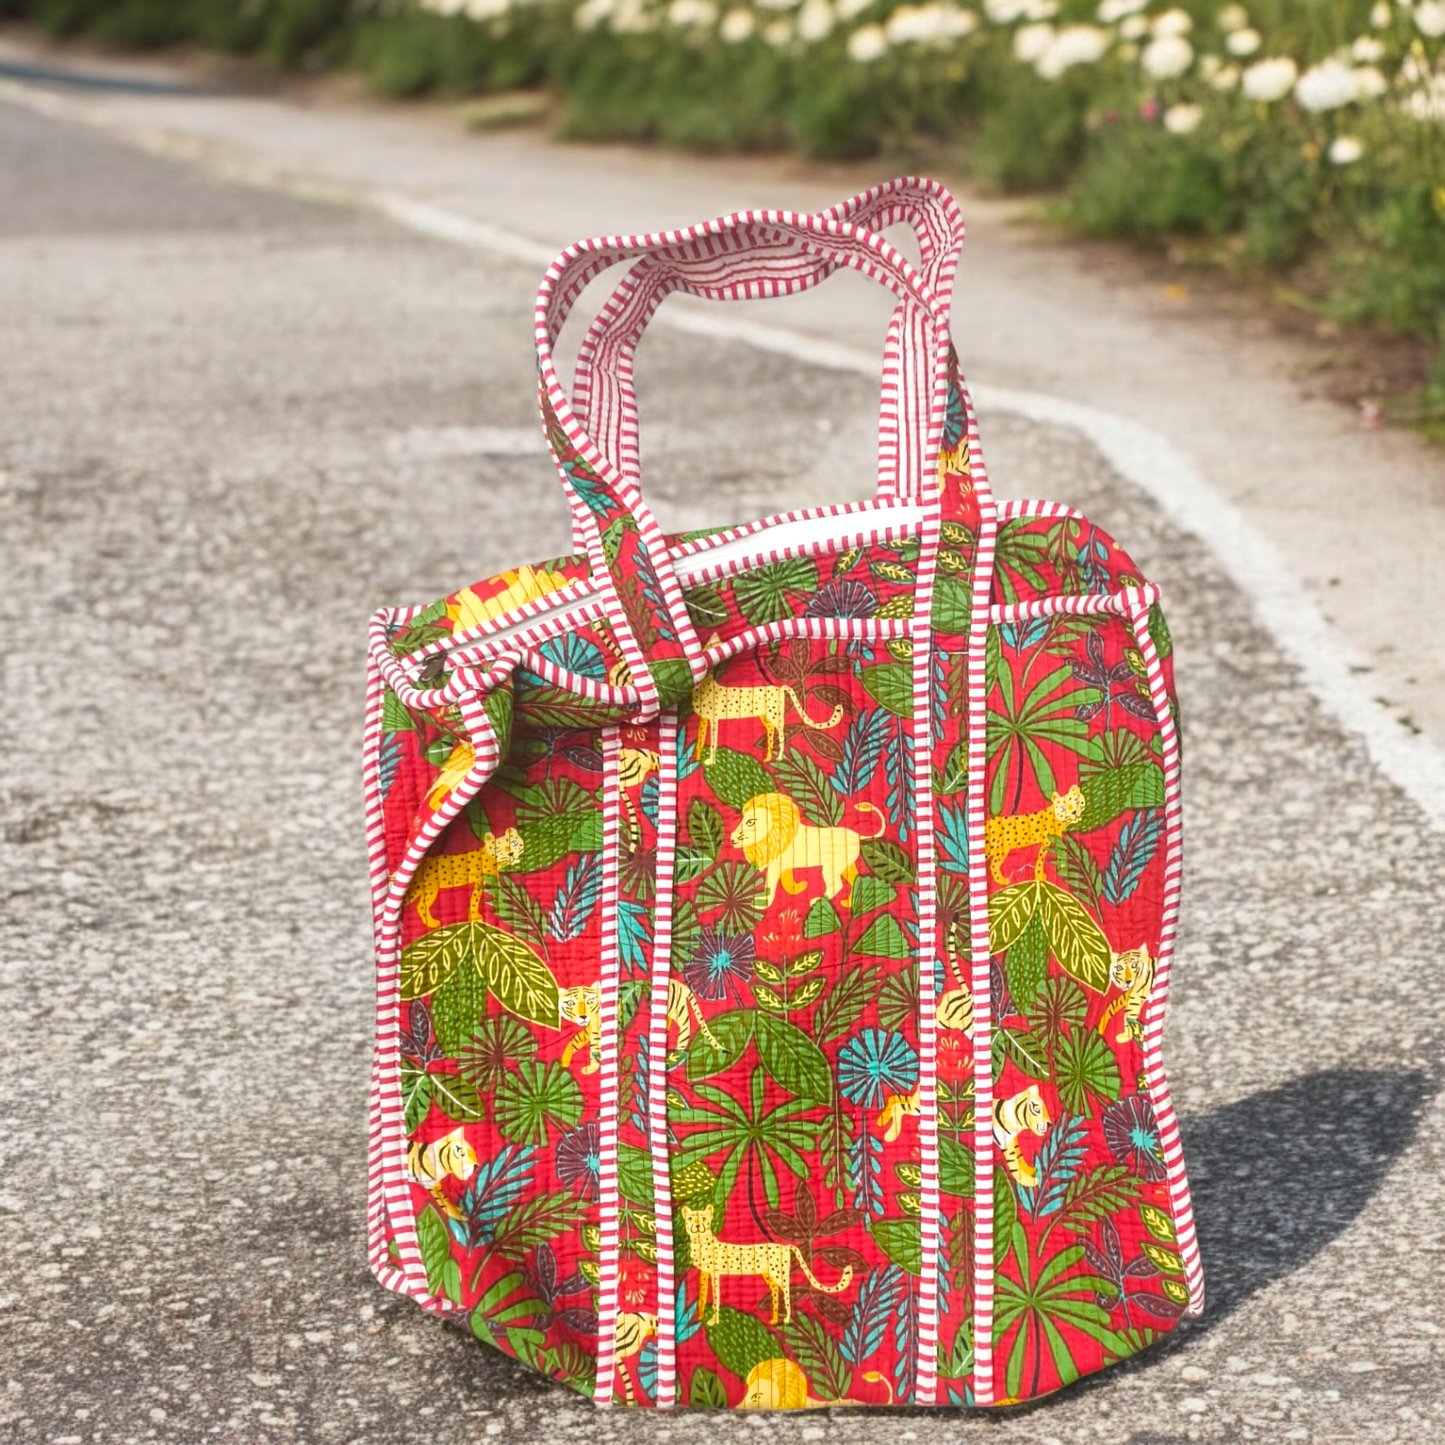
[{"left": 533, "top": 191, "right": 959, "bottom": 717}]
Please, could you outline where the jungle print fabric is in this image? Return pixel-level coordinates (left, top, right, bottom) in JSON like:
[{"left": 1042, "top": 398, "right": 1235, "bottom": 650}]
[{"left": 362, "top": 182, "right": 1201, "bottom": 1411}]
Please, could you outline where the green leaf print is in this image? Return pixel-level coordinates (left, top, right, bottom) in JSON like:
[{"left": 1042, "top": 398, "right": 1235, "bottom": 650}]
[
  {"left": 685, "top": 1009, "right": 754, "bottom": 1082},
  {"left": 688, "top": 798, "right": 725, "bottom": 858},
  {"left": 803, "top": 896, "right": 842, "bottom": 938},
  {"left": 1074, "top": 761, "right": 1165, "bottom": 833},
  {"left": 993, "top": 1167, "right": 1018, "bottom": 1268},
  {"left": 1055, "top": 1030, "right": 1121, "bottom": 1114},
  {"left": 993, "top": 1023, "right": 1050, "bottom": 1082},
  {"left": 476, "top": 924, "right": 564, "bottom": 1028},
  {"left": 671, "top": 1160, "right": 719, "bottom": 1206},
  {"left": 1028, "top": 976, "right": 1090, "bottom": 1059},
  {"left": 779, "top": 1313, "right": 852, "bottom": 1401},
  {"left": 813, "top": 969, "right": 875, "bottom": 1043},
  {"left": 861, "top": 662, "right": 913, "bottom": 718},
  {"left": 417, "top": 1205, "right": 461, "bottom": 1303},
  {"left": 617, "top": 1142, "right": 655, "bottom": 1206},
  {"left": 1051, "top": 833, "right": 1103, "bottom": 915},
  {"left": 1148, "top": 600, "right": 1172, "bottom": 661},
  {"left": 753, "top": 1012, "right": 833, "bottom": 1105},
  {"left": 1035, "top": 884, "right": 1110, "bottom": 993},
  {"left": 684, "top": 584, "right": 730, "bottom": 631},
  {"left": 939, "top": 1136, "right": 975, "bottom": 1198},
  {"left": 399, "top": 926, "right": 469, "bottom": 999},
  {"left": 871, "top": 1217, "right": 923, "bottom": 1275},
  {"left": 427, "top": 1070, "right": 487, "bottom": 1123},
  {"left": 848, "top": 874, "right": 897, "bottom": 917},
  {"left": 401, "top": 1066, "right": 432, "bottom": 1132},
  {"left": 694, "top": 860, "right": 766, "bottom": 933},
  {"left": 770, "top": 751, "right": 844, "bottom": 827},
  {"left": 731, "top": 558, "right": 819, "bottom": 626},
  {"left": 706, "top": 1305, "right": 782, "bottom": 1379},
  {"left": 430, "top": 955, "right": 490, "bottom": 1056},
  {"left": 688, "top": 1367, "right": 729, "bottom": 1408},
  {"left": 1004, "top": 912, "right": 1049, "bottom": 1009},
  {"left": 493, "top": 1060, "right": 583, "bottom": 1145},
  {"left": 932, "top": 575, "right": 972, "bottom": 635},
  {"left": 488, "top": 1192, "right": 590, "bottom": 1254},
  {"left": 861, "top": 836, "right": 914, "bottom": 884},
  {"left": 705, "top": 747, "right": 775, "bottom": 812},
  {"left": 855, "top": 912, "right": 911, "bottom": 960},
  {"left": 986, "top": 656, "right": 1100, "bottom": 814}
]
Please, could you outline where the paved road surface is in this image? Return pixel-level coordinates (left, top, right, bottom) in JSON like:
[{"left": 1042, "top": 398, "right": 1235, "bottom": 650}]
[{"left": 1, "top": 74, "right": 1444, "bottom": 1445}]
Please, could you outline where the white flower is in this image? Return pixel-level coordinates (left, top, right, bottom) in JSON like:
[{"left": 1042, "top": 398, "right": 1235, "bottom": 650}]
[
  {"left": 1034, "top": 23, "right": 1111, "bottom": 76},
  {"left": 1209, "top": 61, "right": 1240, "bottom": 88},
  {"left": 1141, "top": 34, "right": 1193, "bottom": 77},
  {"left": 986, "top": 0, "right": 1054, "bottom": 17},
  {"left": 1369, "top": 0, "right": 1391, "bottom": 25},
  {"left": 1151, "top": 7, "right": 1192, "bottom": 36},
  {"left": 573, "top": 0, "right": 613, "bottom": 26},
  {"left": 1225, "top": 26, "right": 1261, "bottom": 55},
  {"left": 1353, "top": 64, "right": 1388, "bottom": 97},
  {"left": 1240, "top": 55, "right": 1298, "bottom": 101},
  {"left": 720, "top": 6, "right": 755, "bottom": 38},
  {"left": 609, "top": 0, "right": 656, "bottom": 29},
  {"left": 848, "top": 21, "right": 889, "bottom": 58},
  {"left": 1164, "top": 101, "right": 1205, "bottom": 132},
  {"left": 886, "top": 3, "right": 978, "bottom": 45},
  {"left": 1096, "top": 0, "right": 1146, "bottom": 22},
  {"left": 1296, "top": 57, "right": 1361, "bottom": 110},
  {"left": 1217, "top": 3, "right": 1250, "bottom": 30},
  {"left": 1351, "top": 35, "right": 1385, "bottom": 62},
  {"left": 797, "top": 0, "right": 835, "bottom": 37},
  {"left": 762, "top": 15, "right": 794, "bottom": 42},
  {"left": 1119, "top": 14, "right": 1148, "bottom": 39},
  {"left": 1013, "top": 21, "right": 1055, "bottom": 61},
  {"left": 1416, "top": 1, "right": 1445, "bottom": 37},
  {"left": 1329, "top": 135, "right": 1365, "bottom": 164},
  {"left": 668, "top": 0, "right": 717, "bottom": 24}
]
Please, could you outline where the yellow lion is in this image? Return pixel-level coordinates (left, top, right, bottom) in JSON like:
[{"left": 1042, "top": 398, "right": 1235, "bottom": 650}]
[{"left": 730, "top": 792, "right": 885, "bottom": 908}]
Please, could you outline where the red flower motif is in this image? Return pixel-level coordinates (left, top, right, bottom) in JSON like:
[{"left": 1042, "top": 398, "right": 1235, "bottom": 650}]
[
  {"left": 620, "top": 1260, "right": 650, "bottom": 1306},
  {"left": 762, "top": 908, "right": 803, "bottom": 954}
]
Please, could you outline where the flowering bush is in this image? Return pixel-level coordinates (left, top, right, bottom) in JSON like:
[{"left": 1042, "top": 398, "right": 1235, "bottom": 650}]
[{"left": 12, "top": 0, "right": 1442, "bottom": 411}]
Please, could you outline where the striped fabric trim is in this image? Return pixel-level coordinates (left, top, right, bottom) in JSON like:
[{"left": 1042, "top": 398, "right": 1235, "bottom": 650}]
[
  {"left": 593, "top": 730, "right": 627, "bottom": 1405},
  {"left": 989, "top": 585, "right": 1159, "bottom": 626},
  {"left": 1125, "top": 590, "right": 1205, "bottom": 1316},
  {"left": 646, "top": 714, "right": 682, "bottom": 1408},
  {"left": 909, "top": 486, "right": 945, "bottom": 1405},
  {"left": 963, "top": 418, "right": 1002, "bottom": 1409},
  {"left": 366, "top": 691, "right": 502, "bottom": 1304}
]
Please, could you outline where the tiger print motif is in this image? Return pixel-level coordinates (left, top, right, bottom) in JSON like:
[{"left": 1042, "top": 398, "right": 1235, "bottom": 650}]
[
  {"left": 405, "top": 827, "right": 524, "bottom": 929},
  {"left": 611, "top": 1313, "right": 658, "bottom": 1406},
  {"left": 993, "top": 1084, "right": 1053, "bottom": 1188},
  {"left": 1098, "top": 946, "right": 1156, "bottom": 1043},
  {"left": 984, "top": 785, "right": 1086, "bottom": 885},
  {"left": 876, "top": 1086, "right": 922, "bottom": 1143},
  {"left": 561, "top": 979, "right": 722, "bottom": 1075},
  {"left": 406, "top": 1126, "right": 477, "bottom": 1222}
]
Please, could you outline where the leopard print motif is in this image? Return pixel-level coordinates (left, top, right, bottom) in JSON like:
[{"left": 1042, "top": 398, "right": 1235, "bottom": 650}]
[
  {"left": 984, "top": 785, "right": 1086, "bottom": 885},
  {"left": 405, "top": 827, "right": 524, "bottom": 928}
]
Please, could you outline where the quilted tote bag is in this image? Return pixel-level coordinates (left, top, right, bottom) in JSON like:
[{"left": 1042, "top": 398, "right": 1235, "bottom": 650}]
[{"left": 363, "top": 177, "right": 1203, "bottom": 1410}]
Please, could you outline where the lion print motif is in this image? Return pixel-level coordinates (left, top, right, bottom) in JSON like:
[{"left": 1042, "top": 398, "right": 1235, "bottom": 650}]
[
  {"left": 405, "top": 827, "right": 524, "bottom": 928},
  {"left": 692, "top": 672, "right": 843, "bottom": 764},
  {"left": 730, "top": 792, "right": 885, "bottom": 907}
]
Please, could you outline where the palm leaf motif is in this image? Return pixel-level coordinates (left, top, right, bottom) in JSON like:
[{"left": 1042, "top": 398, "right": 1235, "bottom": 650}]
[
  {"left": 1101, "top": 811, "right": 1164, "bottom": 905},
  {"left": 986, "top": 651, "right": 1100, "bottom": 815},
  {"left": 547, "top": 854, "right": 601, "bottom": 942},
  {"left": 994, "top": 1221, "right": 1120, "bottom": 1400},
  {"left": 831, "top": 707, "right": 892, "bottom": 798}
]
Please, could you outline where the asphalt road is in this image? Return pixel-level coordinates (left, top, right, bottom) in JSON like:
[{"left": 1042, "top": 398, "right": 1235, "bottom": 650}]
[{"left": 2, "top": 95, "right": 1444, "bottom": 1445}]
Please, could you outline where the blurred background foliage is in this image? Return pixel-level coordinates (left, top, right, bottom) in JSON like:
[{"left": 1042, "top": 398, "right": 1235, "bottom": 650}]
[{"left": 3, "top": 0, "right": 1442, "bottom": 420}]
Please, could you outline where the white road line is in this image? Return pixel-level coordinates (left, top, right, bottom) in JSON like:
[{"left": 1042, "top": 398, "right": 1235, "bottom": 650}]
[{"left": 6, "top": 74, "right": 1443, "bottom": 831}]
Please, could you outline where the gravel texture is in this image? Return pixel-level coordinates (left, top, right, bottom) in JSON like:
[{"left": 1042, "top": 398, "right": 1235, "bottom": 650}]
[{"left": 2, "top": 100, "right": 1442, "bottom": 1445}]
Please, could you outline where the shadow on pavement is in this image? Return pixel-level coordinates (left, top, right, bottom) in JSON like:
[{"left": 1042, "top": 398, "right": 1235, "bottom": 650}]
[{"left": 1181, "top": 1064, "right": 1435, "bottom": 1326}]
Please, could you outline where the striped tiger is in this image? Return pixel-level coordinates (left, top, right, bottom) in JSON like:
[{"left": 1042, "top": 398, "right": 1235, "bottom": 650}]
[
  {"left": 992, "top": 1084, "right": 1052, "bottom": 1188},
  {"left": 612, "top": 1312, "right": 657, "bottom": 1406},
  {"left": 1098, "top": 946, "right": 1156, "bottom": 1044},
  {"left": 406, "top": 1126, "right": 477, "bottom": 1222},
  {"left": 876, "top": 1086, "right": 922, "bottom": 1143}
]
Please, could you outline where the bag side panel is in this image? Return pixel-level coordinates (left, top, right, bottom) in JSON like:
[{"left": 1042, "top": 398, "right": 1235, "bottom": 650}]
[
  {"left": 976, "top": 504, "right": 1198, "bottom": 1403},
  {"left": 370, "top": 677, "right": 620, "bottom": 1399}
]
